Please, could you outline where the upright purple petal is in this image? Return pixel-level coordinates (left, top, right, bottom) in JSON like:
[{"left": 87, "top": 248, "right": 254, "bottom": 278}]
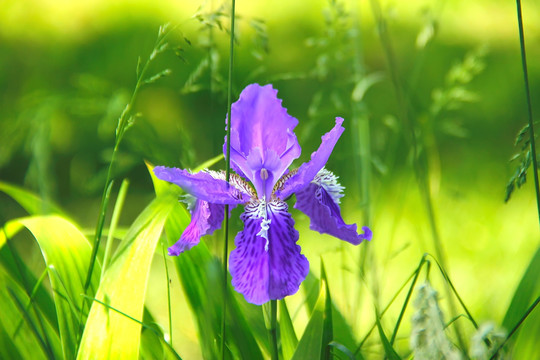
[
  {"left": 224, "top": 84, "right": 301, "bottom": 198},
  {"left": 277, "top": 117, "right": 345, "bottom": 200},
  {"left": 168, "top": 199, "right": 226, "bottom": 255},
  {"left": 154, "top": 167, "right": 252, "bottom": 204},
  {"left": 294, "top": 168, "right": 372, "bottom": 245},
  {"left": 229, "top": 200, "right": 309, "bottom": 305}
]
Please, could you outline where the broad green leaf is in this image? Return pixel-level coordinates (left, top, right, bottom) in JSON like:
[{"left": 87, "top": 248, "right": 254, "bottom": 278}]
[
  {"left": 2, "top": 215, "right": 99, "bottom": 360},
  {"left": 292, "top": 263, "right": 333, "bottom": 360},
  {"left": 77, "top": 192, "right": 175, "bottom": 360},
  {"left": 0, "top": 181, "right": 66, "bottom": 217},
  {"left": 279, "top": 299, "right": 298, "bottom": 360}
]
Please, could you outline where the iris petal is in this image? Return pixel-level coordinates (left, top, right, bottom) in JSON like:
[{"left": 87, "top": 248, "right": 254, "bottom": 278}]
[
  {"left": 224, "top": 84, "right": 301, "bottom": 197},
  {"left": 277, "top": 117, "right": 345, "bottom": 200},
  {"left": 294, "top": 169, "right": 372, "bottom": 245},
  {"left": 168, "top": 199, "right": 226, "bottom": 255},
  {"left": 229, "top": 200, "right": 309, "bottom": 305},
  {"left": 154, "top": 166, "right": 251, "bottom": 204}
]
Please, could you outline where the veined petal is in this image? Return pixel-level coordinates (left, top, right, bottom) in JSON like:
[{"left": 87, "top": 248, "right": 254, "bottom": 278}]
[
  {"left": 277, "top": 117, "right": 345, "bottom": 200},
  {"left": 229, "top": 200, "right": 309, "bottom": 305},
  {"left": 294, "top": 168, "right": 372, "bottom": 245},
  {"left": 224, "top": 84, "right": 301, "bottom": 197},
  {"left": 168, "top": 199, "right": 227, "bottom": 255},
  {"left": 154, "top": 166, "right": 252, "bottom": 204}
]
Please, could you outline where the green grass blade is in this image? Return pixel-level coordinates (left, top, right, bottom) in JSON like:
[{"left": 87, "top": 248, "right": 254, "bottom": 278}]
[
  {"left": 320, "top": 260, "right": 333, "bottom": 360},
  {"left": 292, "top": 262, "right": 333, "bottom": 360},
  {"left": 0, "top": 181, "right": 66, "bottom": 216},
  {"left": 4, "top": 215, "right": 99, "bottom": 359},
  {"left": 503, "top": 246, "right": 540, "bottom": 331},
  {"left": 328, "top": 341, "right": 361, "bottom": 360},
  {"left": 375, "top": 313, "right": 401, "bottom": 360},
  {"left": 279, "top": 299, "right": 298, "bottom": 360},
  {"left": 501, "top": 246, "right": 540, "bottom": 356},
  {"left": 77, "top": 192, "right": 175, "bottom": 360},
  {"left": 0, "top": 263, "right": 61, "bottom": 360},
  {"left": 8, "top": 287, "right": 54, "bottom": 359}
]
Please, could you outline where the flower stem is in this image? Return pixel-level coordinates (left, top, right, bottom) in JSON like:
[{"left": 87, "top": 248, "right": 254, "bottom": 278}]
[
  {"left": 368, "top": 0, "right": 466, "bottom": 353},
  {"left": 221, "top": 0, "right": 236, "bottom": 358},
  {"left": 263, "top": 300, "right": 279, "bottom": 360},
  {"left": 515, "top": 0, "right": 540, "bottom": 227}
]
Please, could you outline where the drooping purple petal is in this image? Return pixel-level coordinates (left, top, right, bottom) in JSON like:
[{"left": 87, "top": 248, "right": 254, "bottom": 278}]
[
  {"left": 277, "top": 117, "right": 345, "bottom": 199},
  {"left": 168, "top": 199, "right": 226, "bottom": 255},
  {"left": 229, "top": 200, "right": 309, "bottom": 305},
  {"left": 224, "top": 84, "right": 301, "bottom": 198},
  {"left": 154, "top": 166, "right": 251, "bottom": 204},
  {"left": 294, "top": 168, "right": 372, "bottom": 245}
]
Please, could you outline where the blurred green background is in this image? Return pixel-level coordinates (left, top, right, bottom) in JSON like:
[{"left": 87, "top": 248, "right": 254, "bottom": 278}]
[{"left": 1, "top": 0, "right": 540, "bottom": 358}]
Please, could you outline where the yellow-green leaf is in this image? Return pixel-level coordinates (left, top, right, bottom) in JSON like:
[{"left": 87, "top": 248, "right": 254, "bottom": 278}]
[
  {"left": 2, "top": 215, "right": 99, "bottom": 360},
  {"left": 76, "top": 192, "right": 175, "bottom": 360}
]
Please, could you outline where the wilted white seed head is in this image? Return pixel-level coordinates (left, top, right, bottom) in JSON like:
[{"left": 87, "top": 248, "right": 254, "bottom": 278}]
[
  {"left": 410, "top": 281, "right": 462, "bottom": 360},
  {"left": 469, "top": 322, "right": 506, "bottom": 360}
]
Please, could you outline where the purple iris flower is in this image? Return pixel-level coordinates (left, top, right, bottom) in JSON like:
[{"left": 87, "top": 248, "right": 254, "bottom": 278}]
[{"left": 154, "top": 84, "right": 372, "bottom": 305}]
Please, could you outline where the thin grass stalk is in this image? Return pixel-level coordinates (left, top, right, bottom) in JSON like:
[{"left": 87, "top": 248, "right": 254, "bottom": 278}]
[
  {"left": 13, "top": 267, "right": 49, "bottom": 337},
  {"left": 351, "top": 0, "right": 374, "bottom": 327},
  {"left": 101, "top": 179, "right": 129, "bottom": 278},
  {"left": 162, "top": 241, "right": 173, "bottom": 346},
  {"left": 221, "top": 1, "right": 236, "bottom": 358},
  {"left": 489, "top": 296, "right": 540, "bottom": 360},
  {"left": 83, "top": 23, "right": 173, "bottom": 294},
  {"left": 389, "top": 254, "right": 427, "bottom": 345},
  {"left": 367, "top": 0, "right": 466, "bottom": 352},
  {"left": 355, "top": 259, "right": 421, "bottom": 354},
  {"left": 515, "top": 0, "right": 540, "bottom": 226}
]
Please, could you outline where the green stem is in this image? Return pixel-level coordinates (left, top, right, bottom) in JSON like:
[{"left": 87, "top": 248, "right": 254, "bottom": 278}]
[
  {"left": 221, "top": 1, "right": 236, "bottom": 359},
  {"left": 368, "top": 0, "right": 466, "bottom": 352},
  {"left": 264, "top": 300, "right": 279, "bottom": 360},
  {"left": 389, "top": 254, "right": 427, "bottom": 345},
  {"left": 515, "top": 0, "right": 540, "bottom": 227}
]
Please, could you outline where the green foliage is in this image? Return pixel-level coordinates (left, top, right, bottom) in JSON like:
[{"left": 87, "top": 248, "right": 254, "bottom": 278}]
[
  {"left": 77, "top": 193, "right": 175, "bottom": 359},
  {"left": 291, "top": 261, "right": 333, "bottom": 360},
  {"left": 1, "top": 0, "right": 540, "bottom": 358}
]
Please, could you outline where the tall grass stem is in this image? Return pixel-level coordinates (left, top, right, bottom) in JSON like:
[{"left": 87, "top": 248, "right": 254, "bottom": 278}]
[
  {"left": 221, "top": 1, "right": 236, "bottom": 358},
  {"left": 515, "top": 0, "right": 540, "bottom": 227},
  {"left": 368, "top": 0, "right": 466, "bottom": 351}
]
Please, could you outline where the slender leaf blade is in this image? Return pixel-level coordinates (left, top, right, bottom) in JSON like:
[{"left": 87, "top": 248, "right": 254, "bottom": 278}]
[
  {"left": 375, "top": 315, "right": 401, "bottom": 360},
  {"left": 279, "top": 299, "right": 298, "bottom": 360}
]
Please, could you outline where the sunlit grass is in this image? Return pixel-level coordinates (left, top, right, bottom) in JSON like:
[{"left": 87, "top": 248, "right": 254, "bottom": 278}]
[{"left": 1, "top": 0, "right": 539, "bottom": 358}]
